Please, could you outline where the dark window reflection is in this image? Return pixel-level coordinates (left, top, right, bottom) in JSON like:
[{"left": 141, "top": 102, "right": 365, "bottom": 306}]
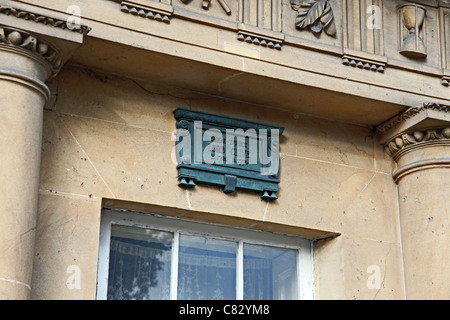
[{"left": 107, "top": 225, "right": 173, "bottom": 300}]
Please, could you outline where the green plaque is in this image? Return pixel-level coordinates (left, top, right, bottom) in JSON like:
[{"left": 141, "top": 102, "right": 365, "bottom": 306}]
[{"left": 173, "top": 108, "right": 284, "bottom": 200}]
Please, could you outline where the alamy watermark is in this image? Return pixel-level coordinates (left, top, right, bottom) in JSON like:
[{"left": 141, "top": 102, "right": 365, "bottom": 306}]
[
  {"left": 66, "top": 5, "right": 82, "bottom": 31},
  {"left": 172, "top": 121, "right": 281, "bottom": 176},
  {"left": 367, "top": 5, "right": 382, "bottom": 30},
  {"left": 66, "top": 265, "right": 81, "bottom": 290},
  {"left": 366, "top": 265, "right": 381, "bottom": 290},
  {"left": 63, "top": 3, "right": 383, "bottom": 34}
]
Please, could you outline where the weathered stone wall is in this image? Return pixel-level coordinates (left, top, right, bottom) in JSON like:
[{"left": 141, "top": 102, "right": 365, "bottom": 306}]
[
  {"left": 31, "top": 65, "right": 405, "bottom": 299},
  {"left": 0, "top": 0, "right": 448, "bottom": 300}
]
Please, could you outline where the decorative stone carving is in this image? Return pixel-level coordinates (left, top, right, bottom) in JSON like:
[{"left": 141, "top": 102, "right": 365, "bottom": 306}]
[
  {"left": 237, "top": 31, "right": 281, "bottom": 50},
  {"left": 0, "top": 5, "right": 91, "bottom": 35},
  {"left": 385, "top": 127, "right": 450, "bottom": 161},
  {"left": 399, "top": 3, "right": 427, "bottom": 59},
  {"left": 237, "top": 24, "right": 284, "bottom": 50},
  {"left": 442, "top": 76, "right": 450, "bottom": 86},
  {"left": 0, "top": 26, "right": 63, "bottom": 77},
  {"left": 289, "top": 0, "right": 336, "bottom": 37},
  {"left": 376, "top": 103, "right": 450, "bottom": 182},
  {"left": 119, "top": 0, "right": 173, "bottom": 23},
  {"left": 376, "top": 103, "right": 450, "bottom": 135},
  {"left": 342, "top": 54, "right": 385, "bottom": 73}
]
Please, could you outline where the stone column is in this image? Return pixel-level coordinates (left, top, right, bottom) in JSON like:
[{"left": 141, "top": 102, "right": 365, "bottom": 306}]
[
  {"left": 0, "top": 7, "right": 88, "bottom": 299},
  {"left": 377, "top": 103, "right": 450, "bottom": 299}
]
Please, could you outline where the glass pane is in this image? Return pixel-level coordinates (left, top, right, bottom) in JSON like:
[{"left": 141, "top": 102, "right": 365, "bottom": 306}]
[
  {"left": 243, "top": 244, "right": 298, "bottom": 300},
  {"left": 107, "top": 225, "right": 173, "bottom": 300},
  {"left": 178, "top": 234, "right": 237, "bottom": 300}
]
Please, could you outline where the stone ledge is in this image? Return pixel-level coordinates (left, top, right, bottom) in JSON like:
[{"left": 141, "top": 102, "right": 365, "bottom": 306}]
[{"left": 102, "top": 198, "right": 341, "bottom": 240}]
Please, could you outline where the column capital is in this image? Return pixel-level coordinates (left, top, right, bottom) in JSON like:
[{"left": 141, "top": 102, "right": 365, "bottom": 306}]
[
  {"left": 0, "top": 26, "right": 64, "bottom": 80},
  {"left": 376, "top": 103, "right": 450, "bottom": 181},
  {"left": 0, "top": 3, "right": 90, "bottom": 85}
]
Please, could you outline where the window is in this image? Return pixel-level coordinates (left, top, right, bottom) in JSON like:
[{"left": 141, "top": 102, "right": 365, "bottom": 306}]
[{"left": 97, "top": 209, "right": 314, "bottom": 300}]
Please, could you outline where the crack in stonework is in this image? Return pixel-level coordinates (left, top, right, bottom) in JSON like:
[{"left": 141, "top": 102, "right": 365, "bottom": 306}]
[
  {"left": 58, "top": 116, "right": 117, "bottom": 199},
  {"left": 184, "top": 189, "right": 192, "bottom": 210},
  {"left": 0, "top": 278, "right": 31, "bottom": 291},
  {"left": 373, "top": 246, "right": 391, "bottom": 300},
  {"left": 218, "top": 72, "right": 244, "bottom": 93}
]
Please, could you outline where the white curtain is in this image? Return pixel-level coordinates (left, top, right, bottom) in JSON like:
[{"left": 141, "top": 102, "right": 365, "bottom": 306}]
[
  {"left": 177, "top": 250, "right": 236, "bottom": 300},
  {"left": 107, "top": 237, "right": 171, "bottom": 300}
]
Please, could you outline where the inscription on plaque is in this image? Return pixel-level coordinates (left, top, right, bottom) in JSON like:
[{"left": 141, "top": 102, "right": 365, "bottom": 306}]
[{"left": 173, "top": 108, "right": 284, "bottom": 200}]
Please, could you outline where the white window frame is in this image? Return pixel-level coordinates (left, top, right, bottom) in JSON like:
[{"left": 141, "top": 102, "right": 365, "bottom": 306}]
[{"left": 96, "top": 209, "right": 315, "bottom": 300}]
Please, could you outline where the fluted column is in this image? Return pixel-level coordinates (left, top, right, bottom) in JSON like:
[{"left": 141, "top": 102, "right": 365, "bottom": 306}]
[
  {"left": 377, "top": 103, "right": 450, "bottom": 299},
  {"left": 0, "top": 8, "right": 88, "bottom": 298}
]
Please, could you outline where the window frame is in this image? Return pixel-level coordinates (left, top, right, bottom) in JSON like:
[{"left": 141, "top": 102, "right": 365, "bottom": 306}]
[{"left": 96, "top": 209, "right": 315, "bottom": 300}]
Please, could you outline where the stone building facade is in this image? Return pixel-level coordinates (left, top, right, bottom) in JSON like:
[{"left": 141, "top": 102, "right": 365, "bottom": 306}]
[{"left": 0, "top": 0, "right": 449, "bottom": 300}]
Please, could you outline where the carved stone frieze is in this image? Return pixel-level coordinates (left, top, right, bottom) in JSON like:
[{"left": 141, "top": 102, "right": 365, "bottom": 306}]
[
  {"left": 119, "top": 0, "right": 173, "bottom": 23},
  {"left": 289, "top": 0, "right": 336, "bottom": 37},
  {"left": 237, "top": 31, "right": 282, "bottom": 49},
  {"left": 0, "top": 5, "right": 91, "bottom": 35},
  {"left": 342, "top": 54, "right": 385, "bottom": 73},
  {"left": 376, "top": 103, "right": 450, "bottom": 135},
  {"left": 237, "top": 24, "right": 284, "bottom": 50}
]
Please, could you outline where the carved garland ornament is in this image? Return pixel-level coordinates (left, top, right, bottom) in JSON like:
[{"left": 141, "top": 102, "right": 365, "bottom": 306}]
[
  {"left": 290, "top": 0, "right": 336, "bottom": 37},
  {"left": 386, "top": 127, "right": 450, "bottom": 161},
  {"left": 0, "top": 27, "right": 62, "bottom": 76}
]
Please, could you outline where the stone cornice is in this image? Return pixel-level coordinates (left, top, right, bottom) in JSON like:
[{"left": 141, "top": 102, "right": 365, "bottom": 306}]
[
  {"left": 0, "top": 5, "right": 91, "bottom": 35},
  {"left": 376, "top": 103, "right": 450, "bottom": 136}
]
